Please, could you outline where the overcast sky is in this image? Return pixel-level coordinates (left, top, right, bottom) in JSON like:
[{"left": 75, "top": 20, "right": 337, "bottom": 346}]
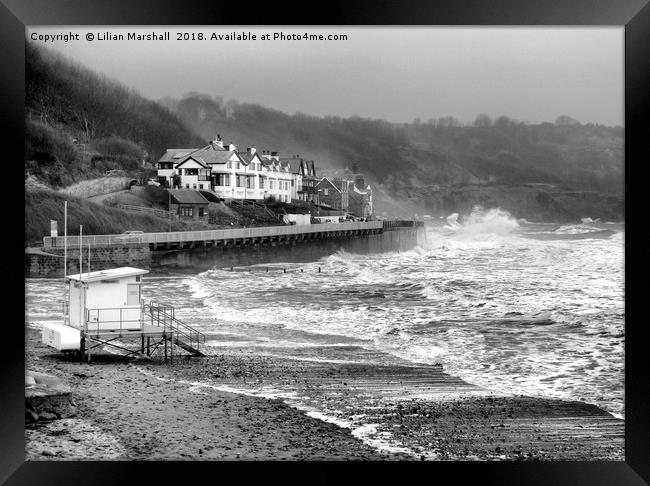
[{"left": 29, "top": 26, "right": 623, "bottom": 126}]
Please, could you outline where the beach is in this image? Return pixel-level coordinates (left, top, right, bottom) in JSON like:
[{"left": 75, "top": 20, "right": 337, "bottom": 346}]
[{"left": 25, "top": 327, "right": 624, "bottom": 461}]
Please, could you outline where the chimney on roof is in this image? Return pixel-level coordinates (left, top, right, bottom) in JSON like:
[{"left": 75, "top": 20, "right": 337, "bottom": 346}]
[
  {"left": 227, "top": 143, "right": 236, "bottom": 151},
  {"left": 271, "top": 151, "right": 279, "bottom": 161},
  {"left": 250, "top": 146, "right": 256, "bottom": 155},
  {"left": 212, "top": 133, "right": 224, "bottom": 148},
  {"left": 246, "top": 147, "right": 251, "bottom": 153}
]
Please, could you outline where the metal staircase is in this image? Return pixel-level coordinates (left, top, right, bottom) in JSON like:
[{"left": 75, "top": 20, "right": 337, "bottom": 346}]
[{"left": 144, "top": 302, "right": 207, "bottom": 357}]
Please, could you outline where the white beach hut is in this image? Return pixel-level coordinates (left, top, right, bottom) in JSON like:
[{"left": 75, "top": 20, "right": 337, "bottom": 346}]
[
  {"left": 65, "top": 267, "right": 149, "bottom": 332},
  {"left": 41, "top": 265, "right": 205, "bottom": 361}
]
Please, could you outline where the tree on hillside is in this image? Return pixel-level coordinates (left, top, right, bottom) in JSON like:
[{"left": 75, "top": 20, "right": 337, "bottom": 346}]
[
  {"left": 494, "top": 116, "right": 515, "bottom": 129},
  {"left": 437, "top": 116, "right": 460, "bottom": 128},
  {"left": 555, "top": 115, "right": 581, "bottom": 126},
  {"left": 474, "top": 114, "right": 493, "bottom": 127}
]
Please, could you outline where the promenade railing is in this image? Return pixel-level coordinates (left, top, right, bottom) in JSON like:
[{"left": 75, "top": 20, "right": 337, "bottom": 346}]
[{"left": 43, "top": 221, "right": 384, "bottom": 248}]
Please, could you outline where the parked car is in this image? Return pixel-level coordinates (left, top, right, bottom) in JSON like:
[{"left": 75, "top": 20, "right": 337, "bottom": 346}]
[{"left": 115, "top": 230, "right": 145, "bottom": 243}]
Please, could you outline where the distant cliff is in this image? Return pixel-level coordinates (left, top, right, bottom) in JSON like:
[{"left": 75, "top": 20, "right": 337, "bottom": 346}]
[{"left": 414, "top": 184, "right": 624, "bottom": 223}]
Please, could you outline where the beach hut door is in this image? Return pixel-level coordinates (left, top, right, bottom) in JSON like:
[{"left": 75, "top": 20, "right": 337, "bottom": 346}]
[{"left": 127, "top": 284, "right": 141, "bottom": 306}]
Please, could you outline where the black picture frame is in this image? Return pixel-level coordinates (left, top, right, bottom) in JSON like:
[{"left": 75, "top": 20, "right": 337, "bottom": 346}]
[{"left": 4, "top": 0, "right": 647, "bottom": 484}]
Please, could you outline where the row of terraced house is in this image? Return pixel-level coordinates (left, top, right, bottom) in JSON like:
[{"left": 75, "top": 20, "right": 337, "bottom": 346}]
[
  {"left": 156, "top": 133, "right": 374, "bottom": 218},
  {"left": 156, "top": 134, "right": 317, "bottom": 203}
]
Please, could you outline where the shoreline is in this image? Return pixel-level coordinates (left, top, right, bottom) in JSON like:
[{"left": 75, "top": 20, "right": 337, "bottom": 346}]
[{"left": 25, "top": 327, "right": 624, "bottom": 461}]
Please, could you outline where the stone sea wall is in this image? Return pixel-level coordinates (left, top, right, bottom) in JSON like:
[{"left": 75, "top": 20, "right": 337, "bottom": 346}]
[{"left": 25, "top": 244, "right": 151, "bottom": 278}]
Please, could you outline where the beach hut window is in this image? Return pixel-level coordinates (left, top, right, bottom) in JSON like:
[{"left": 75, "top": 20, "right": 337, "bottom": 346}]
[{"left": 127, "top": 284, "right": 141, "bottom": 305}]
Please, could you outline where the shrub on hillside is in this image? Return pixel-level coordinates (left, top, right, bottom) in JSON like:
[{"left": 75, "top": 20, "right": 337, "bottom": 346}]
[
  {"left": 264, "top": 201, "right": 311, "bottom": 214},
  {"left": 25, "top": 119, "right": 80, "bottom": 186},
  {"left": 93, "top": 136, "right": 145, "bottom": 159},
  {"left": 141, "top": 185, "right": 170, "bottom": 207},
  {"left": 90, "top": 154, "right": 140, "bottom": 172}
]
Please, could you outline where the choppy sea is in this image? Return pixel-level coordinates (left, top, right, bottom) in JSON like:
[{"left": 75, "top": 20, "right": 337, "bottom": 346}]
[{"left": 26, "top": 208, "right": 625, "bottom": 454}]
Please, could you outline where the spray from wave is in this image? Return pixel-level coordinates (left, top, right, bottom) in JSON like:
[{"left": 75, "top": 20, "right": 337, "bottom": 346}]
[
  {"left": 443, "top": 207, "right": 519, "bottom": 236},
  {"left": 427, "top": 207, "right": 520, "bottom": 249}
]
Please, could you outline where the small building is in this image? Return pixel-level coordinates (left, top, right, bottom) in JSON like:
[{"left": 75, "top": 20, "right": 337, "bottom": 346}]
[
  {"left": 316, "top": 177, "right": 343, "bottom": 210},
  {"left": 42, "top": 266, "right": 207, "bottom": 361},
  {"left": 168, "top": 189, "right": 209, "bottom": 221},
  {"left": 65, "top": 267, "right": 149, "bottom": 332}
]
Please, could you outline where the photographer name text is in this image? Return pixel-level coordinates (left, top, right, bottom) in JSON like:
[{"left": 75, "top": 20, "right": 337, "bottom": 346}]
[{"left": 30, "top": 31, "right": 348, "bottom": 43}]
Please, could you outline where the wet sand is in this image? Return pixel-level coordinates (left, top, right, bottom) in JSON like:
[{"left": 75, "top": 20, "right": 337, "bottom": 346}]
[{"left": 25, "top": 327, "right": 624, "bottom": 461}]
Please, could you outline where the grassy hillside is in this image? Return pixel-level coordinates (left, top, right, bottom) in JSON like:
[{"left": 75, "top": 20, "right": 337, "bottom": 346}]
[
  {"left": 25, "top": 188, "right": 180, "bottom": 245},
  {"left": 25, "top": 42, "right": 205, "bottom": 187},
  {"left": 25, "top": 183, "right": 290, "bottom": 245}
]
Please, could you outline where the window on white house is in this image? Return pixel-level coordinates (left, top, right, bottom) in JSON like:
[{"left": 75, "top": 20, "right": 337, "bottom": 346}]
[
  {"left": 324, "top": 188, "right": 329, "bottom": 195},
  {"left": 215, "top": 173, "right": 230, "bottom": 186}
]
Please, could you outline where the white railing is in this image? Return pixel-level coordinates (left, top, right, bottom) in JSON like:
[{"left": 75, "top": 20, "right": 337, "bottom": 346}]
[{"left": 43, "top": 221, "right": 384, "bottom": 248}]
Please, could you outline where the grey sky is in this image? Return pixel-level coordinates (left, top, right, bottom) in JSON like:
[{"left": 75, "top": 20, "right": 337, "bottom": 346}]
[{"left": 29, "top": 26, "right": 624, "bottom": 126}]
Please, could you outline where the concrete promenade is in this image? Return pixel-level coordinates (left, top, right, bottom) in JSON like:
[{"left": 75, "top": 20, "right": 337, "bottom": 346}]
[{"left": 43, "top": 221, "right": 387, "bottom": 250}]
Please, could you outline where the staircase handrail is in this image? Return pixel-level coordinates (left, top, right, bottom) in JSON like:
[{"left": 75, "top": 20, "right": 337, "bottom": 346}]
[{"left": 144, "top": 302, "right": 206, "bottom": 355}]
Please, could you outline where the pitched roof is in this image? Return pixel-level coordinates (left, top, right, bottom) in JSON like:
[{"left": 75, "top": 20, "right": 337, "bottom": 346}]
[
  {"left": 316, "top": 177, "right": 341, "bottom": 193},
  {"left": 158, "top": 149, "right": 199, "bottom": 163},
  {"left": 184, "top": 147, "right": 240, "bottom": 165},
  {"left": 238, "top": 152, "right": 263, "bottom": 165},
  {"left": 283, "top": 159, "right": 304, "bottom": 174},
  {"left": 175, "top": 156, "right": 208, "bottom": 169},
  {"left": 168, "top": 189, "right": 209, "bottom": 205}
]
